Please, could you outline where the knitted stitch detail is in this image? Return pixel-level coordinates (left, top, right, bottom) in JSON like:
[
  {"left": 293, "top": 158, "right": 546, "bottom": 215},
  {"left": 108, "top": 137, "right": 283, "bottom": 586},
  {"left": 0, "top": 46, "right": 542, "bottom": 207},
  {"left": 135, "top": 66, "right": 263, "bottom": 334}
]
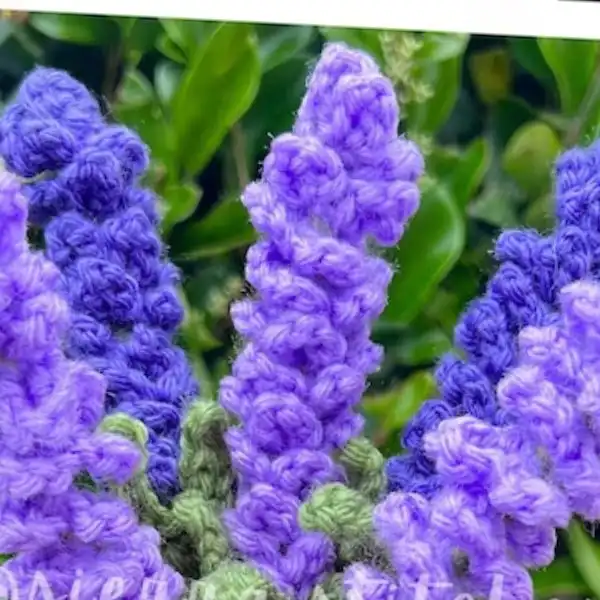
[
  {"left": 0, "top": 67, "right": 199, "bottom": 502},
  {"left": 219, "top": 43, "right": 423, "bottom": 599},
  {"left": 0, "top": 171, "right": 183, "bottom": 599},
  {"left": 386, "top": 140, "right": 600, "bottom": 499}
]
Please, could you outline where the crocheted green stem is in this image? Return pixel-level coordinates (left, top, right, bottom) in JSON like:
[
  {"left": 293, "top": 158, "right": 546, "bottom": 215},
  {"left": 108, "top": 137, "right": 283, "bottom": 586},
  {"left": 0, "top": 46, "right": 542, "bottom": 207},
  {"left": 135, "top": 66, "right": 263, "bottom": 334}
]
[
  {"left": 299, "top": 482, "right": 393, "bottom": 595},
  {"left": 179, "top": 400, "right": 234, "bottom": 506},
  {"left": 336, "top": 436, "right": 386, "bottom": 503},
  {"left": 100, "top": 403, "right": 235, "bottom": 579}
]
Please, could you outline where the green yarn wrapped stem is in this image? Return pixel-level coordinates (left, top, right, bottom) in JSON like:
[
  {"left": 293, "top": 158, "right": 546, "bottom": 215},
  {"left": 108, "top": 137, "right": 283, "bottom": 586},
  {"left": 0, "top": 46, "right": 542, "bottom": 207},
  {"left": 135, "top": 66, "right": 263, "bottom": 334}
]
[
  {"left": 170, "top": 489, "right": 231, "bottom": 577},
  {"left": 300, "top": 483, "right": 374, "bottom": 557},
  {"left": 99, "top": 413, "right": 171, "bottom": 524},
  {"left": 299, "top": 482, "right": 393, "bottom": 594},
  {"left": 100, "top": 403, "right": 235, "bottom": 579},
  {"left": 179, "top": 400, "right": 234, "bottom": 506},
  {"left": 336, "top": 436, "right": 386, "bottom": 503}
]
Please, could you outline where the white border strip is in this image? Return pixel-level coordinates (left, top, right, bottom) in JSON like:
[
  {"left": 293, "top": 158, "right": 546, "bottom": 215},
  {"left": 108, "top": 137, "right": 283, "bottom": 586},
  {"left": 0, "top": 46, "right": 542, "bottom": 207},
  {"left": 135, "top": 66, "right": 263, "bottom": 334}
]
[{"left": 2, "top": 0, "right": 600, "bottom": 41}]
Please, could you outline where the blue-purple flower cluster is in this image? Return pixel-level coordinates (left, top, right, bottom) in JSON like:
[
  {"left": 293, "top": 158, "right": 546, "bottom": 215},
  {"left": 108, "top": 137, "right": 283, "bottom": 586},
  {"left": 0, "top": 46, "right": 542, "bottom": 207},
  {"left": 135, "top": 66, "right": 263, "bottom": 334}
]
[
  {"left": 0, "top": 68, "right": 199, "bottom": 503},
  {"left": 0, "top": 171, "right": 183, "bottom": 599}
]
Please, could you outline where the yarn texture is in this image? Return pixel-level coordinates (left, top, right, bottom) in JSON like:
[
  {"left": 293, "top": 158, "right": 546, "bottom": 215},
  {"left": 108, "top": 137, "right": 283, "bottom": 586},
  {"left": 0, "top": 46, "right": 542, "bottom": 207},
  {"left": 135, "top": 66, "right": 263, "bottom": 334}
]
[
  {"left": 219, "top": 43, "right": 423, "bottom": 599},
  {"left": 386, "top": 139, "right": 600, "bottom": 499},
  {"left": 346, "top": 278, "right": 600, "bottom": 600},
  {"left": 0, "top": 67, "right": 199, "bottom": 502},
  {"left": 101, "top": 401, "right": 235, "bottom": 581},
  {"left": 0, "top": 171, "right": 183, "bottom": 599}
]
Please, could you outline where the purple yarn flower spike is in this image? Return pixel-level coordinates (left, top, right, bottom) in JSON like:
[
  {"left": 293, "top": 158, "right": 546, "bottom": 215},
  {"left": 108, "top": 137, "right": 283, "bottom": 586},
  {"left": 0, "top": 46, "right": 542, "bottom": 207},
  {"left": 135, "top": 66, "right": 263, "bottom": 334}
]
[
  {"left": 348, "top": 279, "right": 600, "bottom": 600},
  {"left": 0, "top": 171, "right": 183, "bottom": 600},
  {"left": 0, "top": 68, "right": 199, "bottom": 502},
  {"left": 219, "top": 43, "right": 423, "bottom": 599},
  {"left": 387, "top": 140, "right": 600, "bottom": 499}
]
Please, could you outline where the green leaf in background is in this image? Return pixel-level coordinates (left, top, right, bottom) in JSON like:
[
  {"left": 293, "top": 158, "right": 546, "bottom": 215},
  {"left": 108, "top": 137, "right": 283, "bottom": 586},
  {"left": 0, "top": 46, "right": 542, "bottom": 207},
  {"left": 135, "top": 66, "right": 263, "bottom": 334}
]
[
  {"left": 393, "top": 327, "right": 452, "bottom": 367},
  {"left": 363, "top": 370, "right": 436, "bottom": 445},
  {"left": 538, "top": 38, "right": 599, "bottom": 116},
  {"left": 0, "top": 20, "right": 14, "bottom": 47},
  {"left": 116, "top": 102, "right": 171, "bottom": 171},
  {"left": 113, "top": 69, "right": 173, "bottom": 168},
  {"left": 118, "top": 68, "right": 155, "bottom": 106},
  {"left": 469, "top": 47, "right": 512, "bottom": 105},
  {"left": 532, "top": 556, "right": 590, "bottom": 599},
  {"left": 159, "top": 18, "right": 218, "bottom": 59},
  {"left": 154, "top": 60, "right": 181, "bottom": 106},
  {"left": 418, "top": 32, "right": 469, "bottom": 63},
  {"left": 469, "top": 180, "right": 521, "bottom": 228},
  {"left": 156, "top": 32, "right": 186, "bottom": 64},
  {"left": 523, "top": 192, "right": 555, "bottom": 231},
  {"left": 161, "top": 182, "right": 202, "bottom": 235},
  {"left": 383, "top": 184, "right": 466, "bottom": 326},
  {"left": 319, "top": 27, "right": 384, "bottom": 65},
  {"left": 179, "top": 290, "right": 222, "bottom": 354},
  {"left": 30, "top": 13, "right": 119, "bottom": 45},
  {"left": 509, "top": 37, "right": 554, "bottom": 85},
  {"left": 173, "top": 195, "right": 255, "bottom": 260},
  {"left": 172, "top": 23, "right": 261, "bottom": 176},
  {"left": 429, "top": 137, "right": 491, "bottom": 209},
  {"left": 257, "top": 24, "right": 315, "bottom": 73},
  {"left": 489, "top": 97, "right": 537, "bottom": 149},
  {"left": 119, "top": 18, "right": 162, "bottom": 63},
  {"left": 407, "top": 33, "right": 469, "bottom": 135},
  {"left": 502, "top": 120, "right": 562, "bottom": 198},
  {"left": 244, "top": 57, "right": 308, "bottom": 164},
  {"left": 565, "top": 520, "right": 600, "bottom": 600}
]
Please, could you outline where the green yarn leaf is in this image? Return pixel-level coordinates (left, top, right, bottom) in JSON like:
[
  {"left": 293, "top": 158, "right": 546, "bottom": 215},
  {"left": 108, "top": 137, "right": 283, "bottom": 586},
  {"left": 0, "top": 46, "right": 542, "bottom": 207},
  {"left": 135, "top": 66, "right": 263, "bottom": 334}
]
[
  {"left": 298, "top": 483, "right": 392, "bottom": 600},
  {"left": 300, "top": 483, "right": 373, "bottom": 541},
  {"left": 170, "top": 489, "right": 231, "bottom": 577}
]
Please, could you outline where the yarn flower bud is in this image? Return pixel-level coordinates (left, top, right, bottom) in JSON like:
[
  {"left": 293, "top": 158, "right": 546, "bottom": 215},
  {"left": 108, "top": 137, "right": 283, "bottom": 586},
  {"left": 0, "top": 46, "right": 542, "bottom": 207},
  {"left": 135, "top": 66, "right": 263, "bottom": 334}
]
[
  {"left": 0, "top": 171, "right": 183, "bottom": 599},
  {"left": 0, "top": 67, "right": 199, "bottom": 502},
  {"left": 219, "top": 43, "right": 423, "bottom": 599}
]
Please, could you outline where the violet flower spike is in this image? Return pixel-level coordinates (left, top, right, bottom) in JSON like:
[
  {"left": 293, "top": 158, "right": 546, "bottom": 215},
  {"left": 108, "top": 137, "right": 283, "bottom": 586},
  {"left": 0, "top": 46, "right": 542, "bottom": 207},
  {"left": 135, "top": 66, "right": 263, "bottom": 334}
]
[
  {"left": 0, "top": 171, "right": 184, "bottom": 599},
  {"left": 219, "top": 43, "right": 423, "bottom": 599},
  {"left": 349, "top": 279, "right": 600, "bottom": 600},
  {"left": 0, "top": 67, "right": 199, "bottom": 502},
  {"left": 387, "top": 139, "right": 600, "bottom": 500}
]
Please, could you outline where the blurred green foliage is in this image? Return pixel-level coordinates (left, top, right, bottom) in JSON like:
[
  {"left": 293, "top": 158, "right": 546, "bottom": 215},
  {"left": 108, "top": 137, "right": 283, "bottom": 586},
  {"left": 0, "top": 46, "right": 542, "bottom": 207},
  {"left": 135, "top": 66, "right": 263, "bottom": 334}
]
[{"left": 2, "top": 10, "right": 600, "bottom": 596}]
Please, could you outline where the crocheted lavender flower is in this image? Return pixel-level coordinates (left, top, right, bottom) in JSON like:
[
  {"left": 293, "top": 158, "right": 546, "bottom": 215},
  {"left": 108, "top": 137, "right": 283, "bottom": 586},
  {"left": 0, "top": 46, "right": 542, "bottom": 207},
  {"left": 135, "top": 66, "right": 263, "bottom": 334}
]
[
  {"left": 218, "top": 44, "right": 423, "bottom": 599},
  {"left": 387, "top": 140, "right": 600, "bottom": 499},
  {"left": 0, "top": 68, "right": 199, "bottom": 502},
  {"left": 348, "top": 279, "right": 600, "bottom": 600},
  {"left": 0, "top": 171, "right": 183, "bottom": 599}
]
